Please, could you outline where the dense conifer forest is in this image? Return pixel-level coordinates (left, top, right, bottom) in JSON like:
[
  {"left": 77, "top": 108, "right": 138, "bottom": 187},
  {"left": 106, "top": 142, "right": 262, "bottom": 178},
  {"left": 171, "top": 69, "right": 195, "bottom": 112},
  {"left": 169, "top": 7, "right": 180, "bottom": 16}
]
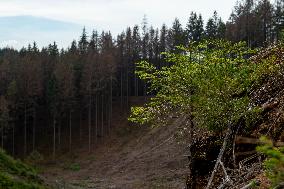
[{"left": 0, "top": 0, "right": 283, "bottom": 188}]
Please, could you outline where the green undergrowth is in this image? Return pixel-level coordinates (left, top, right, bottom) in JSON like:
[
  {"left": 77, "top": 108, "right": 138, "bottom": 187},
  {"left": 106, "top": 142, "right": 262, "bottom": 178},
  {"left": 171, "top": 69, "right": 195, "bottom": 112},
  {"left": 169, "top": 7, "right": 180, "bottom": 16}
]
[
  {"left": 68, "top": 163, "right": 81, "bottom": 172},
  {"left": 0, "top": 149, "right": 48, "bottom": 189},
  {"left": 257, "top": 137, "right": 284, "bottom": 188}
]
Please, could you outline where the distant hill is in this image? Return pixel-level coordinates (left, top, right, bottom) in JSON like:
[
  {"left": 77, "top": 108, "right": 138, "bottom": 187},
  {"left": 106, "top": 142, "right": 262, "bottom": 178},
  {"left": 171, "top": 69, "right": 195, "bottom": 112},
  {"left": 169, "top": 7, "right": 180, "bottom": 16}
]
[{"left": 0, "top": 15, "right": 83, "bottom": 49}]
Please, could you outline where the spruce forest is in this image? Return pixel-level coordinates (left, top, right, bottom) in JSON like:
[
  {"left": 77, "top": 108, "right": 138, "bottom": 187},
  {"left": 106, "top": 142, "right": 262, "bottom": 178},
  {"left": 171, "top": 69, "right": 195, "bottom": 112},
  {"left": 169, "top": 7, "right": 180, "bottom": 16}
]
[{"left": 0, "top": 0, "right": 284, "bottom": 188}]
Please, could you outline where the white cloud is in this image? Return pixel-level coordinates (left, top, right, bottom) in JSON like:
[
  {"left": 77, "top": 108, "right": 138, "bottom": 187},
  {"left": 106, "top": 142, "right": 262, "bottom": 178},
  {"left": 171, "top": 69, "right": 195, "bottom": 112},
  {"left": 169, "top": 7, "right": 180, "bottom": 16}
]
[
  {"left": 0, "top": 0, "right": 236, "bottom": 33},
  {"left": 0, "top": 0, "right": 239, "bottom": 49}
]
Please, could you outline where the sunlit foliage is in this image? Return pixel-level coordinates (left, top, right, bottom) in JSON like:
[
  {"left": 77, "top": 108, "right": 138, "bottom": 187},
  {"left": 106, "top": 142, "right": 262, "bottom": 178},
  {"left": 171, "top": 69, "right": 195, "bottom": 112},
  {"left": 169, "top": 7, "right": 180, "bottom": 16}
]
[{"left": 129, "top": 40, "right": 278, "bottom": 131}]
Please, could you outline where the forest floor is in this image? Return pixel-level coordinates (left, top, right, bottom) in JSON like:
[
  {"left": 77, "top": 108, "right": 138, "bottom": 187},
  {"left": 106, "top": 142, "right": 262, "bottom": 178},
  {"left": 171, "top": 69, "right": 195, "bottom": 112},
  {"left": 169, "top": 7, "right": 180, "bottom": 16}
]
[{"left": 41, "top": 97, "right": 188, "bottom": 189}]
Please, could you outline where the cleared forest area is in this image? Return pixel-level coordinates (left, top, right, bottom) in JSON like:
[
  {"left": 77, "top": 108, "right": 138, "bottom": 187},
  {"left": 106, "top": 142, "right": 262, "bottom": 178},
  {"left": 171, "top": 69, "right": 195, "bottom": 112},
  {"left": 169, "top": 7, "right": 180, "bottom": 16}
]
[{"left": 0, "top": 0, "right": 283, "bottom": 188}]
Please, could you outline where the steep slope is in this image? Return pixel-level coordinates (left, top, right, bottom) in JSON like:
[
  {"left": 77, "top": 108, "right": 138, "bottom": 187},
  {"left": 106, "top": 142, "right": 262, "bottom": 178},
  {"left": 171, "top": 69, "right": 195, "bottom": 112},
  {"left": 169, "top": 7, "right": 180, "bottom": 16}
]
[{"left": 0, "top": 149, "right": 48, "bottom": 189}]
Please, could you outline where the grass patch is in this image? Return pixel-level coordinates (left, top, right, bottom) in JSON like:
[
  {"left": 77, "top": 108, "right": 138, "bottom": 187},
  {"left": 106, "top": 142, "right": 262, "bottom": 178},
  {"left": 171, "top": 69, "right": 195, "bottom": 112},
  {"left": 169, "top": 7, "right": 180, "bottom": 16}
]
[
  {"left": 0, "top": 149, "right": 48, "bottom": 189},
  {"left": 68, "top": 163, "right": 81, "bottom": 171}
]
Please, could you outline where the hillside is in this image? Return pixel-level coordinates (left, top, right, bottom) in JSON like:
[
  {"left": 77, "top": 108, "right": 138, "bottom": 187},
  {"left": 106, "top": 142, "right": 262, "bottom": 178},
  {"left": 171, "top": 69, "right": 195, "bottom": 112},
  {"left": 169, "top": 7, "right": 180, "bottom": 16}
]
[
  {"left": 39, "top": 44, "right": 284, "bottom": 189},
  {"left": 0, "top": 43, "right": 282, "bottom": 189},
  {"left": 0, "top": 149, "right": 48, "bottom": 189},
  {"left": 0, "top": 45, "right": 282, "bottom": 189},
  {"left": 41, "top": 97, "right": 188, "bottom": 189}
]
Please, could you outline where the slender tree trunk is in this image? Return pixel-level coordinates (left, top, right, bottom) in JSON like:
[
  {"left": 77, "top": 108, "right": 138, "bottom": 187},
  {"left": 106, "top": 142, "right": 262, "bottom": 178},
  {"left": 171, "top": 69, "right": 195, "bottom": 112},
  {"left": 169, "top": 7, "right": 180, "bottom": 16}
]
[
  {"left": 136, "top": 72, "right": 139, "bottom": 96},
  {"left": 1, "top": 127, "right": 4, "bottom": 149},
  {"left": 109, "top": 77, "right": 112, "bottom": 133},
  {"left": 12, "top": 122, "right": 15, "bottom": 156},
  {"left": 126, "top": 68, "right": 129, "bottom": 109},
  {"left": 24, "top": 102, "right": 27, "bottom": 156},
  {"left": 95, "top": 94, "right": 98, "bottom": 144},
  {"left": 186, "top": 116, "right": 194, "bottom": 189},
  {"left": 120, "top": 69, "right": 123, "bottom": 110},
  {"left": 101, "top": 94, "right": 104, "bottom": 138},
  {"left": 144, "top": 81, "right": 147, "bottom": 100},
  {"left": 58, "top": 118, "right": 61, "bottom": 150},
  {"left": 107, "top": 99, "right": 110, "bottom": 135},
  {"left": 134, "top": 71, "right": 137, "bottom": 96},
  {"left": 79, "top": 111, "right": 82, "bottom": 143},
  {"left": 53, "top": 116, "right": 56, "bottom": 159},
  {"left": 32, "top": 108, "right": 36, "bottom": 151},
  {"left": 88, "top": 96, "right": 92, "bottom": 152},
  {"left": 69, "top": 110, "right": 72, "bottom": 152}
]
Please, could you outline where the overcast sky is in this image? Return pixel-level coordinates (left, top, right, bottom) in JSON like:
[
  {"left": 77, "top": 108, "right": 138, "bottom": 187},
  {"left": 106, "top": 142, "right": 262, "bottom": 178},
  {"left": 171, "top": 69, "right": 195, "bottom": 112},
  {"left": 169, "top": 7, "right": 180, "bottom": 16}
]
[{"left": 0, "top": 0, "right": 238, "bottom": 49}]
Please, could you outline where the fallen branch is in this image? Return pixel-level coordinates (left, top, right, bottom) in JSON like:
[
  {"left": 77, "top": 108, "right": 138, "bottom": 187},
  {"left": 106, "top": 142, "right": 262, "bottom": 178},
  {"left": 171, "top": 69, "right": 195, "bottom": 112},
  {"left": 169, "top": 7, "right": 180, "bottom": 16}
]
[
  {"left": 219, "top": 161, "right": 231, "bottom": 182},
  {"left": 206, "top": 124, "right": 233, "bottom": 189},
  {"left": 239, "top": 154, "right": 259, "bottom": 171},
  {"left": 216, "top": 161, "right": 233, "bottom": 189},
  {"left": 240, "top": 180, "right": 260, "bottom": 189}
]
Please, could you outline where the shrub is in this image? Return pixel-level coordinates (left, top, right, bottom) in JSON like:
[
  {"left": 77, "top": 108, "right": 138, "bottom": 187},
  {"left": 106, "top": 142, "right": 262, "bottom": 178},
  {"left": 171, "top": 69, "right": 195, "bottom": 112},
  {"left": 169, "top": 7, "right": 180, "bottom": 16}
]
[{"left": 129, "top": 40, "right": 278, "bottom": 131}]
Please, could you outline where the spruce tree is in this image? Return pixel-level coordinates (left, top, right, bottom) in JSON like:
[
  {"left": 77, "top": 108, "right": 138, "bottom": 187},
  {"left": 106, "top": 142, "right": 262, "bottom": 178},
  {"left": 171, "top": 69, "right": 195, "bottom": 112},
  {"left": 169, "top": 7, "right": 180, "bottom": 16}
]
[
  {"left": 78, "top": 27, "right": 89, "bottom": 55},
  {"left": 205, "top": 11, "right": 218, "bottom": 39},
  {"left": 160, "top": 24, "right": 168, "bottom": 60},
  {"left": 89, "top": 30, "right": 99, "bottom": 53},
  {"left": 186, "top": 12, "right": 204, "bottom": 42},
  {"left": 168, "top": 18, "right": 186, "bottom": 53}
]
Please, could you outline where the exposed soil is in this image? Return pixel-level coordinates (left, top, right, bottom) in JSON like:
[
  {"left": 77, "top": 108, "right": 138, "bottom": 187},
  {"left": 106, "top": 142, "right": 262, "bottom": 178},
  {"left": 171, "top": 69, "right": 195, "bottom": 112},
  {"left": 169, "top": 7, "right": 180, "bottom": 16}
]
[{"left": 41, "top": 97, "right": 188, "bottom": 189}]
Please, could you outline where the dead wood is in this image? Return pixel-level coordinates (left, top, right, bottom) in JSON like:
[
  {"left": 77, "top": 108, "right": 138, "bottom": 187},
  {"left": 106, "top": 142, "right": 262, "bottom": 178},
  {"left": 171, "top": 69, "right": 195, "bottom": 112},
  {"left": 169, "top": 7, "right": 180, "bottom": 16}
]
[
  {"left": 205, "top": 124, "right": 233, "bottom": 189},
  {"left": 236, "top": 136, "right": 284, "bottom": 147}
]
